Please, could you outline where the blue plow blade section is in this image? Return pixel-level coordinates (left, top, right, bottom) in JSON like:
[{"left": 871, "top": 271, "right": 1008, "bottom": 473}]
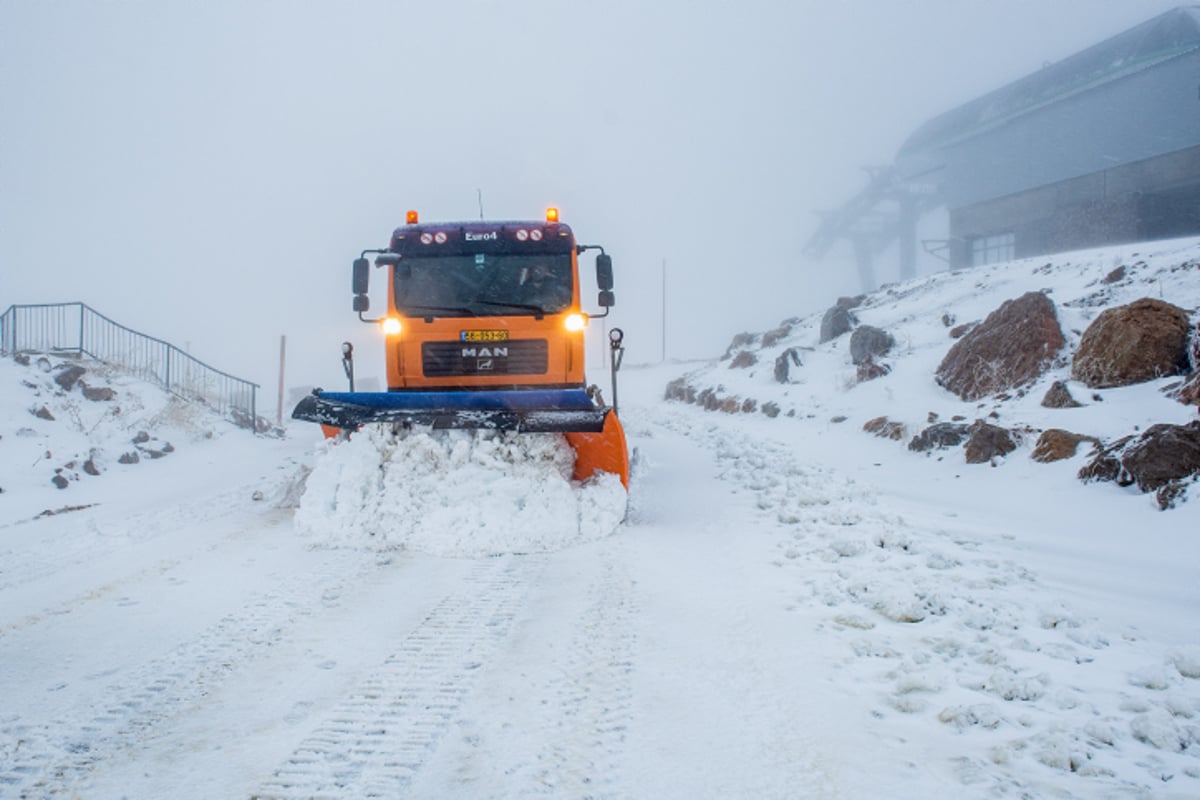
[{"left": 291, "top": 388, "right": 611, "bottom": 433}]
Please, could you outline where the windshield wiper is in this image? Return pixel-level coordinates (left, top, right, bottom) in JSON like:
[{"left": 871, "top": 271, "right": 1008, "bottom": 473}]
[
  {"left": 472, "top": 300, "right": 547, "bottom": 314},
  {"left": 398, "top": 304, "right": 478, "bottom": 317}
]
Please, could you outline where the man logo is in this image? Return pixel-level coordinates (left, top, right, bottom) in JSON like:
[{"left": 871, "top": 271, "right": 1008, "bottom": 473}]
[{"left": 461, "top": 347, "right": 508, "bottom": 358}]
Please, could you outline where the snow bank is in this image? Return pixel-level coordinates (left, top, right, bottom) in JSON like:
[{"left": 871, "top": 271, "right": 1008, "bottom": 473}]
[{"left": 294, "top": 426, "right": 627, "bottom": 557}]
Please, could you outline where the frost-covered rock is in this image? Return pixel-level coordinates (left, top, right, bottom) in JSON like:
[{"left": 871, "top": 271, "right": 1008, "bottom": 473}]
[
  {"left": 849, "top": 325, "right": 894, "bottom": 365},
  {"left": 936, "top": 291, "right": 1065, "bottom": 401},
  {"left": 1071, "top": 298, "right": 1192, "bottom": 388}
]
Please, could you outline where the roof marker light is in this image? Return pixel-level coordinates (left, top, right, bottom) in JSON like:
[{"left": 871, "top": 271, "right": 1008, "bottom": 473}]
[
  {"left": 546, "top": 207, "right": 559, "bottom": 223},
  {"left": 406, "top": 210, "right": 419, "bottom": 224}
]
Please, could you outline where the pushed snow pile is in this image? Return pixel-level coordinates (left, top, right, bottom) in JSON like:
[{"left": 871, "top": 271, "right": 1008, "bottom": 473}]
[{"left": 294, "top": 426, "right": 627, "bottom": 556}]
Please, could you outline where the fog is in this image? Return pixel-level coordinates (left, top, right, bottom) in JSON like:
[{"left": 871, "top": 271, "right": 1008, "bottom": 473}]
[{"left": 0, "top": 0, "right": 1181, "bottom": 415}]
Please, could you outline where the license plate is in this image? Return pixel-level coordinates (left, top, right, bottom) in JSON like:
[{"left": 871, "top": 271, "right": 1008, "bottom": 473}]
[{"left": 461, "top": 329, "right": 509, "bottom": 343}]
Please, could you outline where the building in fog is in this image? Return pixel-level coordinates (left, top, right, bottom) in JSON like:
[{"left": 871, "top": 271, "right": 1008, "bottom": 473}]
[{"left": 807, "top": 5, "right": 1200, "bottom": 288}]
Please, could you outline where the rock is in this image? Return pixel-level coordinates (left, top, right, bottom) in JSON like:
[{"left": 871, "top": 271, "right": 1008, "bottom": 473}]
[
  {"left": 1071, "top": 298, "right": 1191, "bottom": 388},
  {"left": 856, "top": 357, "right": 891, "bottom": 383},
  {"left": 741, "top": 398, "right": 757, "bottom": 413},
  {"left": 664, "top": 377, "right": 697, "bottom": 403},
  {"left": 54, "top": 365, "right": 87, "bottom": 391},
  {"left": 774, "top": 348, "right": 803, "bottom": 383},
  {"left": 36, "top": 356, "right": 51, "bottom": 372},
  {"left": 949, "top": 322, "right": 977, "bottom": 339},
  {"left": 83, "top": 457, "right": 101, "bottom": 476},
  {"left": 849, "top": 325, "right": 894, "bottom": 365},
  {"left": 252, "top": 490, "right": 265, "bottom": 502},
  {"left": 722, "top": 332, "right": 757, "bottom": 360},
  {"left": 761, "top": 325, "right": 792, "bottom": 349},
  {"left": 1079, "top": 422, "right": 1200, "bottom": 493},
  {"left": 837, "top": 295, "right": 865, "bottom": 309},
  {"left": 941, "top": 313, "right": 956, "bottom": 328},
  {"left": 831, "top": 415, "right": 847, "bottom": 424},
  {"left": 761, "top": 401, "right": 781, "bottom": 418},
  {"left": 51, "top": 474, "right": 69, "bottom": 489},
  {"left": 1078, "top": 436, "right": 1132, "bottom": 484},
  {"left": 1032, "top": 429, "right": 1098, "bottom": 463},
  {"left": 729, "top": 350, "right": 757, "bottom": 369},
  {"left": 118, "top": 452, "right": 140, "bottom": 465},
  {"left": 927, "top": 412, "right": 939, "bottom": 423},
  {"left": 820, "top": 305, "right": 857, "bottom": 343},
  {"left": 864, "top": 416, "right": 906, "bottom": 440},
  {"left": 936, "top": 292, "right": 1065, "bottom": 401},
  {"left": 1175, "top": 373, "right": 1200, "bottom": 407},
  {"left": 909, "top": 422, "right": 970, "bottom": 452},
  {"left": 14, "top": 353, "right": 30, "bottom": 366},
  {"left": 1121, "top": 421, "right": 1200, "bottom": 492},
  {"left": 80, "top": 383, "right": 116, "bottom": 402},
  {"left": 1041, "top": 380, "right": 1083, "bottom": 409},
  {"left": 718, "top": 397, "right": 740, "bottom": 413},
  {"left": 33, "top": 406, "right": 55, "bottom": 421},
  {"left": 964, "top": 421, "right": 1018, "bottom": 464},
  {"left": 1156, "top": 480, "right": 1191, "bottom": 510},
  {"left": 1102, "top": 265, "right": 1126, "bottom": 284},
  {"left": 133, "top": 431, "right": 151, "bottom": 444}
]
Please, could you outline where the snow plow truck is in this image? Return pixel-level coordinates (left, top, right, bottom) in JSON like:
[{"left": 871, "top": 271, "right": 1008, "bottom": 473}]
[{"left": 292, "top": 208, "right": 630, "bottom": 489}]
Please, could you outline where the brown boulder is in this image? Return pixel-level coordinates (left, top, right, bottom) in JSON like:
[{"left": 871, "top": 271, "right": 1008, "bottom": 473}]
[
  {"left": 761, "top": 325, "right": 792, "bottom": 349},
  {"left": 863, "top": 416, "right": 906, "bottom": 441},
  {"left": 1079, "top": 422, "right": 1200, "bottom": 492},
  {"left": 1071, "top": 298, "right": 1191, "bottom": 388},
  {"left": 964, "top": 421, "right": 1018, "bottom": 464},
  {"left": 1032, "top": 429, "right": 1098, "bottom": 463},
  {"left": 1121, "top": 421, "right": 1200, "bottom": 492},
  {"left": 856, "top": 358, "right": 891, "bottom": 383},
  {"left": 936, "top": 292, "right": 1065, "bottom": 401},
  {"left": 729, "top": 351, "right": 757, "bottom": 369},
  {"left": 54, "top": 365, "right": 87, "bottom": 391}
]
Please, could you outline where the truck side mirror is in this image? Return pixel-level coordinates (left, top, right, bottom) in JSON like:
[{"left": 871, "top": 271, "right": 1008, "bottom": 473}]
[
  {"left": 353, "top": 294, "right": 370, "bottom": 313},
  {"left": 596, "top": 253, "right": 614, "bottom": 291},
  {"left": 352, "top": 257, "right": 370, "bottom": 295},
  {"left": 598, "top": 290, "right": 615, "bottom": 308}
]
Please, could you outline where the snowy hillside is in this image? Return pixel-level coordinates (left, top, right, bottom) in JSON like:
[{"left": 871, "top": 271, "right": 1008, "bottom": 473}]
[{"left": 2, "top": 238, "right": 1200, "bottom": 799}]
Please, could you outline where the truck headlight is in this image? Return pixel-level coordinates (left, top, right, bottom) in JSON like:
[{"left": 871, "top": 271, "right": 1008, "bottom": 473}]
[
  {"left": 564, "top": 313, "right": 586, "bottom": 332},
  {"left": 381, "top": 317, "right": 402, "bottom": 335}
]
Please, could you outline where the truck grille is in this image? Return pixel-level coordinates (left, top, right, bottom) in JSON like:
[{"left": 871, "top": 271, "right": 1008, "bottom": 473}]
[{"left": 422, "top": 340, "right": 548, "bottom": 377}]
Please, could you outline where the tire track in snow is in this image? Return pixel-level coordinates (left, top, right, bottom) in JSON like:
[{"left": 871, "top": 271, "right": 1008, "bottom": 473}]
[
  {"left": 0, "top": 535, "right": 381, "bottom": 798},
  {"left": 251, "top": 554, "right": 544, "bottom": 800},
  {"left": 511, "top": 548, "right": 636, "bottom": 799}
]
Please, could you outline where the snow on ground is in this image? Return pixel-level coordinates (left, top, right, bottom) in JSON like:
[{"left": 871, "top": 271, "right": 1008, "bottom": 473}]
[{"left": 1, "top": 237, "right": 1199, "bottom": 799}]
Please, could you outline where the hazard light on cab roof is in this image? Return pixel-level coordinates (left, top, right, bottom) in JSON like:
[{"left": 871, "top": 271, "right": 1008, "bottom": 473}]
[
  {"left": 546, "top": 207, "right": 559, "bottom": 223},
  {"left": 406, "top": 210, "right": 419, "bottom": 224}
]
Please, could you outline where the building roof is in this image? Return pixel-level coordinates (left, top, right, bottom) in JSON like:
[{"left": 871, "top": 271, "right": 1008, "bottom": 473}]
[{"left": 896, "top": 6, "right": 1200, "bottom": 164}]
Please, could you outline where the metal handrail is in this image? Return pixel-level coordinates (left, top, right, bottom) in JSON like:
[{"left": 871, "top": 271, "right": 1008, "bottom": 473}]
[{"left": 0, "top": 302, "right": 260, "bottom": 431}]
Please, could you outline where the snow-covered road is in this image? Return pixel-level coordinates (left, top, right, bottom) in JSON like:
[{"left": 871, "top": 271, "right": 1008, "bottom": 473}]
[{"left": 3, "top": 358, "right": 1199, "bottom": 799}]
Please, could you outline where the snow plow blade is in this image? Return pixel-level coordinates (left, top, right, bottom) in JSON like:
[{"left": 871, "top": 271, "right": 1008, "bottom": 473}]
[{"left": 292, "top": 388, "right": 610, "bottom": 434}]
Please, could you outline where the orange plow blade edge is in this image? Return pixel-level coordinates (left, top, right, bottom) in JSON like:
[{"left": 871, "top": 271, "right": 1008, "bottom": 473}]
[{"left": 565, "top": 411, "right": 630, "bottom": 490}]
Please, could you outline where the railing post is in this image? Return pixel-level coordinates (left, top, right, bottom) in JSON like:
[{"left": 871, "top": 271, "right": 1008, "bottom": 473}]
[
  {"left": 251, "top": 386, "right": 257, "bottom": 434},
  {"left": 78, "top": 303, "right": 85, "bottom": 355},
  {"left": 164, "top": 342, "right": 170, "bottom": 391}
]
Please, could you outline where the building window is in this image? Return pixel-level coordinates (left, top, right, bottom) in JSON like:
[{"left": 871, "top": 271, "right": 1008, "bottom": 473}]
[{"left": 970, "top": 232, "right": 1015, "bottom": 266}]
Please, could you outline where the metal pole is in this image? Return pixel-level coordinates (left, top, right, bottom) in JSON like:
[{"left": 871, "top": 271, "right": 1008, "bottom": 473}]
[
  {"left": 79, "top": 303, "right": 85, "bottom": 356},
  {"left": 277, "top": 335, "right": 286, "bottom": 427}
]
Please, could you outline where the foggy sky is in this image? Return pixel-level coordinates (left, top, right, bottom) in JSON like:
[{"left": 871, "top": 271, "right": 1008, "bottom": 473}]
[{"left": 0, "top": 0, "right": 1183, "bottom": 413}]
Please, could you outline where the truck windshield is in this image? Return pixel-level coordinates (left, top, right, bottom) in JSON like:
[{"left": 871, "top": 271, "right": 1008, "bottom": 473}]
[{"left": 394, "top": 253, "right": 572, "bottom": 317}]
